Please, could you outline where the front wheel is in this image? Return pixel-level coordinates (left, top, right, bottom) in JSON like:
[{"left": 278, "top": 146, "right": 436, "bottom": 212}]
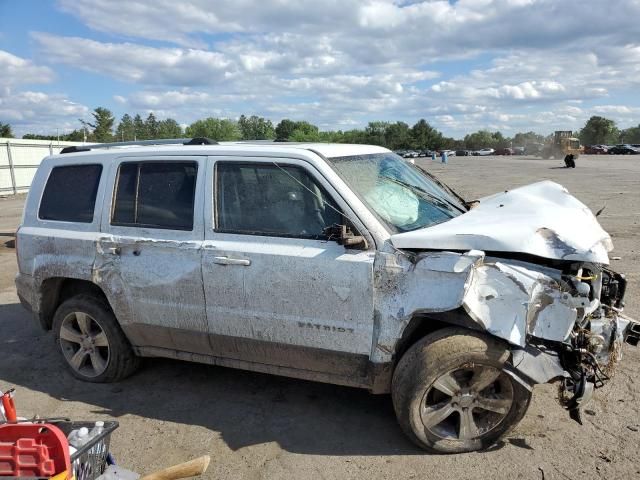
[{"left": 391, "top": 328, "right": 531, "bottom": 453}]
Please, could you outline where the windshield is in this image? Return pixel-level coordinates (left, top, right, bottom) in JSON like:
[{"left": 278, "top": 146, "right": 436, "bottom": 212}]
[{"left": 327, "top": 153, "right": 466, "bottom": 233}]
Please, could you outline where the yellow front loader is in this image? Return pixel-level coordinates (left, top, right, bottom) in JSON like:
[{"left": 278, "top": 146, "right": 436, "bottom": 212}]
[{"left": 542, "top": 130, "right": 583, "bottom": 168}]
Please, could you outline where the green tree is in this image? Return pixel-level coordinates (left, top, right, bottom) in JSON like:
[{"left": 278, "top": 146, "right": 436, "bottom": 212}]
[
  {"left": 22, "top": 134, "right": 54, "bottom": 140},
  {"left": 185, "top": 117, "right": 240, "bottom": 140},
  {"left": 620, "top": 124, "right": 640, "bottom": 143},
  {"left": 341, "top": 129, "right": 368, "bottom": 144},
  {"left": 411, "top": 119, "right": 444, "bottom": 149},
  {"left": 491, "top": 131, "right": 510, "bottom": 148},
  {"left": 157, "top": 118, "right": 183, "bottom": 138},
  {"left": 275, "top": 119, "right": 297, "bottom": 140},
  {"left": 289, "top": 128, "right": 320, "bottom": 142},
  {"left": 462, "top": 130, "right": 509, "bottom": 150},
  {"left": 133, "top": 114, "right": 146, "bottom": 140},
  {"left": 83, "top": 107, "right": 114, "bottom": 142},
  {"left": 442, "top": 137, "right": 464, "bottom": 150},
  {"left": 579, "top": 116, "right": 620, "bottom": 145},
  {"left": 512, "top": 131, "right": 545, "bottom": 147},
  {"left": 238, "top": 115, "right": 275, "bottom": 140},
  {"left": 364, "top": 121, "right": 390, "bottom": 146},
  {"left": 115, "top": 114, "right": 135, "bottom": 141},
  {"left": 1, "top": 122, "right": 14, "bottom": 138},
  {"left": 384, "top": 121, "right": 411, "bottom": 150},
  {"left": 65, "top": 129, "right": 86, "bottom": 142},
  {"left": 145, "top": 113, "right": 159, "bottom": 139}
]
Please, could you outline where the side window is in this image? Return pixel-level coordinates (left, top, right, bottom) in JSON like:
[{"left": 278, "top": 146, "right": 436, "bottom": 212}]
[
  {"left": 112, "top": 161, "right": 197, "bottom": 231},
  {"left": 39, "top": 164, "right": 102, "bottom": 223},
  {"left": 216, "top": 163, "right": 341, "bottom": 239}
]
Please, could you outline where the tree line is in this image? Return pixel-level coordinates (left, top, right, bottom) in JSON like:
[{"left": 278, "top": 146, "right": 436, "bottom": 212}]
[{"left": 4, "top": 108, "right": 640, "bottom": 150}]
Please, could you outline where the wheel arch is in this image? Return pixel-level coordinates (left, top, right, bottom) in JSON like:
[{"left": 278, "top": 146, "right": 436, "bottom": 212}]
[
  {"left": 368, "top": 309, "right": 488, "bottom": 394},
  {"left": 39, "top": 277, "right": 111, "bottom": 330},
  {"left": 393, "top": 308, "right": 486, "bottom": 364}
]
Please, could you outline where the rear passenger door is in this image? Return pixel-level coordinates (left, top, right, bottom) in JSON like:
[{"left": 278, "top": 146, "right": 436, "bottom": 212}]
[{"left": 97, "top": 157, "right": 210, "bottom": 355}]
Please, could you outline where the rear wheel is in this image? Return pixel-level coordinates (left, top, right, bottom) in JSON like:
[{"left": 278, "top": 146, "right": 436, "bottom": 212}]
[
  {"left": 392, "top": 328, "right": 531, "bottom": 453},
  {"left": 53, "top": 294, "right": 140, "bottom": 382}
]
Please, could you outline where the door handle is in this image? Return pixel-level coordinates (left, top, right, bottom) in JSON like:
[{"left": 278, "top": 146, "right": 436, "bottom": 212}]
[{"left": 212, "top": 256, "right": 251, "bottom": 266}]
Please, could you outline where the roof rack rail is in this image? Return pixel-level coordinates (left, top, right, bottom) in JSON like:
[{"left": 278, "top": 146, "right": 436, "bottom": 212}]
[{"left": 59, "top": 137, "right": 218, "bottom": 154}]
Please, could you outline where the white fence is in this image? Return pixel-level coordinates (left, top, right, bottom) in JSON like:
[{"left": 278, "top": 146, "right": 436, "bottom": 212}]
[{"left": 0, "top": 138, "right": 87, "bottom": 195}]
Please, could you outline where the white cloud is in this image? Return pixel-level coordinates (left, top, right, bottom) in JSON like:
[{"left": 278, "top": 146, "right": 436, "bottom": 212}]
[
  {"left": 0, "top": 50, "right": 54, "bottom": 88},
  {"left": 0, "top": 51, "right": 86, "bottom": 136},
  {"left": 592, "top": 105, "right": 640, "bottom": 115},
  {"left": 32, "top": 33, "right": 234, "bottom": 86},
  {"left": 3, "top": 0, "right": 637, "bottom": 137},
  {"left": 0, "top": 89, "right": 89, "bottom": 135}
]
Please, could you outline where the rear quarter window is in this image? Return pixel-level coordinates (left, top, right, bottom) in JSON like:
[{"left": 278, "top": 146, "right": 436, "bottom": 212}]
[{"left": 39, "top": 164, "right": 103, "bottom": 223}]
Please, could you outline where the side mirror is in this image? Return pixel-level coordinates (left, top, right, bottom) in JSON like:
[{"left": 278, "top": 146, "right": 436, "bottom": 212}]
[{"left": 324, "top": 224, "right": 368, "bottom": 250}]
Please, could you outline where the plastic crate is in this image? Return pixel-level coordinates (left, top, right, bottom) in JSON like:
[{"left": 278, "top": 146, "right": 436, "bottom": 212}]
[
  {"left": 0, "top": 423, "right": 70, "bottom": 478},
  {"left": 51, "top": 421, "right": 118, "bottom": 480}
]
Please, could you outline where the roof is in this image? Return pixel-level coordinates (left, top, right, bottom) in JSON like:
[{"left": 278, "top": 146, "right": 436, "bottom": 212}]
[
  {"left": 221, "top": 141, "right": 389, "bottom": 158},
  {"left": 54, "top": 139, "right": 389, "bottom": 160}
]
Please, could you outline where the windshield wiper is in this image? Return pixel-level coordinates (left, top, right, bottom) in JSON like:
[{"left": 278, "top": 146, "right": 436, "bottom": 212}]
[
  {"left": 414, "top": 165, "right": 470, "bottom": 211},
  {"left": 379, "top": 175, "right": 462, "bottom": 216}
]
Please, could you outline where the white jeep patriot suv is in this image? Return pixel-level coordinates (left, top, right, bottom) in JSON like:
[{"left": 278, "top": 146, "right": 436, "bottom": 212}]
[{"left": 15, "top": 138, "right": 638, "bottom": 453}]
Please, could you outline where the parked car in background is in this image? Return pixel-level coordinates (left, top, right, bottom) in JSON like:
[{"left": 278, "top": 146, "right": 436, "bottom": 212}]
[
  {"left": 455, "top": 150, "right": 471, "bottom": 156},
  {"left": 513, "top": 146, "right": 526, "bottom": 155},
  {"left": 584, "top": 145, "right": 609, "bottom": 154},
  {"left": 495, "top": 148, "right": 514, "bottom": 155},
  {"left": 608, "top": 144, "right": 640, "bottom": 155},
  {"left": 473, "top": 148, "right": 495, "bottom": 156},
  {"left": 421, "top": 149, "right": 435, "bottom": 157}
]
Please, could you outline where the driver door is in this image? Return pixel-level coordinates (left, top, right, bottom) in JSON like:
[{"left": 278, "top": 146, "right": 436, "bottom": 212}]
[{"left": 201, "top": 157, "right": 375, "bottom": 376}]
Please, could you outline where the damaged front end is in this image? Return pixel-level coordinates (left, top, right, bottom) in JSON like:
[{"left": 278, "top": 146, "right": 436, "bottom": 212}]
[
  {"left": 380, "top": 180, "right": 639, "bottom": 422},
  {"left": 554, "top": 266, "right": 637, "bottom": 422},
  {"left": 374, "top": 247, "right": 639, "bottom": 423},
  {"left": 461, "top": 255, "right": 639, "bottom": 422}
]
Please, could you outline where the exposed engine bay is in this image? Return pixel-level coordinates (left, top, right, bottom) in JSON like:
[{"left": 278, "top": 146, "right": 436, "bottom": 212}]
[{"left": 555, "top": 266, "right": 637, "bottom": 422}]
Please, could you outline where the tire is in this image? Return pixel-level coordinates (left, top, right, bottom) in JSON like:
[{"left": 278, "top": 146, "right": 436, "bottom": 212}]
[
  {"left": 564, "top": 155, "right": 576, "bottom": 168},
  {"left": 53, "top": 294, "right": 140, "bottom": 382},
  {"left": 391, "top": 328, "right": 531, "bottom": 453}
]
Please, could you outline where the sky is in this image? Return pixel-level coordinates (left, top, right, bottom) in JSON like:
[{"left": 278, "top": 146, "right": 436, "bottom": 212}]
[{"left": 1, "top": 0, "right": 640, "bottom": 138}]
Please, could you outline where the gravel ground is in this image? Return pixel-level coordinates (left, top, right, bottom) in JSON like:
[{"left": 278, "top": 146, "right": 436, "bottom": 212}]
[{"left": 0, "top": 154, "right": 639, "bottom": 480}]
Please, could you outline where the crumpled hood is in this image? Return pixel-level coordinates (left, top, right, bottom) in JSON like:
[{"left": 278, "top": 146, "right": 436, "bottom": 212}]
[{"left": 390, "top": 180, "right": 613, "bottom": 263}]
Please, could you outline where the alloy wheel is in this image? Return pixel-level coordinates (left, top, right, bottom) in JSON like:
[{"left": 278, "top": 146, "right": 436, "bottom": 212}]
[
  {"left": 59, "top": 311, "right": 110, "bottom": 377},
  {"left": 420, "top": 365, "right": 514, "bottom": 441}
]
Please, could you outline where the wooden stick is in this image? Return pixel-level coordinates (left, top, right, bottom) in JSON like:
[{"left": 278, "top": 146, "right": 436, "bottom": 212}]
[{"left": 140, "top": 455, "right": 211, "bottom": 480}]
